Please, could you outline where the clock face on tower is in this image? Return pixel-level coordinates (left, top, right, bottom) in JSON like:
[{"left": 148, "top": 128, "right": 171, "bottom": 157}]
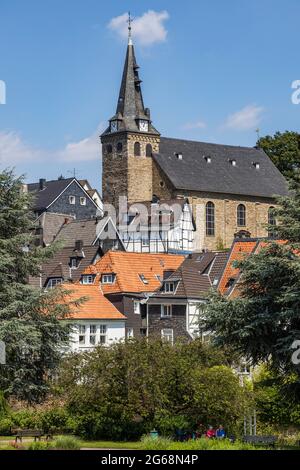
[
  {"left": 110, "top": 121, "right": 118, "bottom": 133},
  {"left": 139, "top": 120, "right": 149, "bottom": 132}
]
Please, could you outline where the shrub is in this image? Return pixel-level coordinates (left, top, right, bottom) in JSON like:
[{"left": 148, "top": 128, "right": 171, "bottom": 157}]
[
  {"left": 51, "top": 436, "right": 81, "bottom": 450},
  {"left": 0, "top": 417, "right": 13, "bottom": 435},
  {"left": 141, "top": 436, "right": 262, "bottom": 451},
  {"left": 154, "top": 414, "right": 190, "bottom": 437},
  {"left": 0, "top": 391, "right": 8, "bottom": 416},
  {"left": 28, "top": 441, "right": 51, "bottom": 451},
  {"left": 38, "top": 408, "right": 69, "bottom": 434}
]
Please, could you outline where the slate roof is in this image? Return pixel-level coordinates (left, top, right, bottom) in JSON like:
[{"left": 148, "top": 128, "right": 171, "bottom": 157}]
[
  {"left": 148, "top": 251, "right": 228, "bottom": 301},
  {"left": 83, "top": 251, "right": 185, "bottom": 294},
  {"left": 28, "top": 178, "right": 74, "bottom": 211},
  {"left": 32, "top": 245, "right": 100, "bottom": 287},
  {"left": 35, "top": 212, "right": 75, "bottom": 246},
  {"left": 61, "top": 284, "right": 126, "bottom": 320},
  {"left": 102, "top": 43, "right": 159, "bottom": 136},
  {"left": 54, "top": 216, "right": 122, "bottom": 248},
  {"left": 152, "top": 137, "right": 289, "bottom": 199}
]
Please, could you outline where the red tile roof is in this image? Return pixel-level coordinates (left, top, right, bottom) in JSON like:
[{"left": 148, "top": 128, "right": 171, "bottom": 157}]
[
  {"left": 61, "top": 284, "right": 126, "bottom": 320},
  {"left": 83, "top": 251, "right": 185, "bottom": 294},
  {"left": 218, "top": 239, "right": 287, "bottom": 297}
]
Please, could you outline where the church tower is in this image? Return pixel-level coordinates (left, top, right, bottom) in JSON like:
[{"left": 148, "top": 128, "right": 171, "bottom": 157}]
[{"left": 101, "top": 16, "right": 160, "bottom": 206}]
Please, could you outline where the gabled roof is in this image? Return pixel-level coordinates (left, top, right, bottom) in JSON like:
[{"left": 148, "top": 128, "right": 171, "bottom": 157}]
[
  {"left": 152, "top": 137, "right": 289, "bottom": 199},
  {"left": 27, "top": 178, "right": 98, "bottom": 212},
  {"left": 218, "top": 238, "right": 288, "bottom": 297},
  {"left": 62, "top": 284, "right": 126, "bottom": 320},
  {"left": 83, "top": 251, "right": 185, "bottom": 294},
  {"left": 218, "top": 239, "right": 258, "bottom": 296},
  {"left": 54, "top": 216, "right": 123, "bottom": 248},
  {"left": 149, "top": 251, "right": 228, "bottom": 301}
]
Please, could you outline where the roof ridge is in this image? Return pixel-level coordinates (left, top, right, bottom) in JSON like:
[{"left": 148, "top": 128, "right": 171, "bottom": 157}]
[{"left": 160, "top": 136, "right": 260, "bottom": 151}]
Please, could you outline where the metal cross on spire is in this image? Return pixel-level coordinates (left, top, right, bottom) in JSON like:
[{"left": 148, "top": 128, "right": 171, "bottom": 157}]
[{"left": 127, "top": 11, "right": 133, "bottom": 45}]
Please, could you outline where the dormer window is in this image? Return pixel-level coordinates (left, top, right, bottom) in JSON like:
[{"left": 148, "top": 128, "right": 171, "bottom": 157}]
[
  {"left": 175, "top": 152, "right": 183, "bottom": 160},
  {"left": 253, "top": 162, "right": 260, "bottom": 170},
  {"left": 46, "top": 278, "right": 63, "bottom": 289},
  {"left": 102, "top": 274, "right": 115, "bottom": 284},
  {"left": 204, "top": 156, "right": 212, "bottom": 163},
  {"left": 164, "top": 282, "right": 175, "bottom": 293},
  {"left": 81, "top": 275, "right": 95, "bottom": 285},
  {"left": 229, "top": 159, "right": 237, "bottom": 167},
  {"left": 70, "top": 258, "right": 78, "bottom": 269}
]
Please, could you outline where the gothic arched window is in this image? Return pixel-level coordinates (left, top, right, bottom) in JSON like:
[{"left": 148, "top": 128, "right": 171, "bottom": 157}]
[
  {"left": 117, "top": 142, "right": 123, "bottom": 153},
  {"left": 268, "top": 207, "right": 276, "bottom": 237},
  {"left": 237, "top": 204, "right": 246, "bottom": 227},
  {"left": 134, "top": 142, "right": 141, "bottom": 157},
  {"left": 206, "top": 202, "right": 215, "bottom": 236},
  {"left": 146, "top": 144, "right": 152, "bottom": 157}
]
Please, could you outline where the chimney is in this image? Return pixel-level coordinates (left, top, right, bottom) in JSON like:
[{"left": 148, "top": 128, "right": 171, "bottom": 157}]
[
  {"left": 75, "top": 240, "right": 83, "bottom": 251},
  {"left": 39, "top": 179, "right": 46, "bottom": 191}
]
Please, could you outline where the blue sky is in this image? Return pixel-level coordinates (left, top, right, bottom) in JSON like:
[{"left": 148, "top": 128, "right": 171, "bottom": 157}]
[{"left": 0, "top": 0, "right": 299, "bottom": 191}]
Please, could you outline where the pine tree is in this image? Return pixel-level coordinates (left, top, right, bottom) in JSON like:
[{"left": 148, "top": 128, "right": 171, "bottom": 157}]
[{"left": 0, "top": 170, "right": 74, "bottom": 403}]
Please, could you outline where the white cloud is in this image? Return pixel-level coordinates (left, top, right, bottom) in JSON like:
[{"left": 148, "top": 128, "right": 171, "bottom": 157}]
[
  {"left": 182, "top": 120, "right": 207, "bottom": 130},
  {"left": 0, "top": 130, "right": 44, "bottom": 165},
  {"left": 0, "top": 124, "right": 104, "bottom": 167},
  {"left": 108, "top": 10, "right": 169, "bottom": 46},
  {"left": 58, "top": 125, "right": 104, "bottom": 162},
  {"left": 223, "top": 104, "right": 264, "bottom": 131}
]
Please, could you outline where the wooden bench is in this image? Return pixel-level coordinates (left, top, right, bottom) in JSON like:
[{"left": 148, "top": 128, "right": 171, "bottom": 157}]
[
  {"left": 243, "top": 435, "right": 277, "bottom": 447},
  {"left": 12, "top": 429, "right": 45, "bottom": 443}
]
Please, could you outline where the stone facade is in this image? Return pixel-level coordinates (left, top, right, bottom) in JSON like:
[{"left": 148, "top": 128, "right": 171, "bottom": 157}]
[
  {"left": 150, "top": 168, "right": 275, "bottom": 251},
  {"left": 102, "top": 132, "right": 160, "bottom": 205}
]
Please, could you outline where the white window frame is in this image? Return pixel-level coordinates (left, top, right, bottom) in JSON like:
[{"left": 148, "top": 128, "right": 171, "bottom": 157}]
[
  {"left": 80, "top": 196, "right": 87, "bottom": 206},
  {"left": 134, "top": 301, "right": 141, "bottom": 315},
  {"left": 78, "top": 325, "right": 86, "bottom": 345},
  {"left": 161, "top": 304, "right": 172, "bottom": 318},
  {"left": 89, "top": 324, "right": 97, "bottom": 345},
  {"left": 102, "top": 274, "right": 114, "bottom": 284},
  {"left": 127, "top": 328, "right": 134, "bottom": 338},
  {"left": 69, "top": 195, "right": 76, "bottom": 205},
  {"left": 99, "top": 325, "right": 107, "bottom": 344},
  {"left": 70, "top": 258, "right": 78, "bottom": 270},
  {"left": 161, "top": 328, "right": 174, "bottom": 344},
  {"left": 82, "top": 275, "right": 94, "bottom": 285},
  {"left": 47, "top": 278, "right": 63, "bottom": 289},
  {"left": 164, "top": 282, "right": 175, "bottom": 293}
]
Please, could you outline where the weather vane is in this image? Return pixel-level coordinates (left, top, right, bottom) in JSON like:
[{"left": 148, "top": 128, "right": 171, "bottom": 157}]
[{"left": 127, "top": 11, "right": 133, "bottom": 45}]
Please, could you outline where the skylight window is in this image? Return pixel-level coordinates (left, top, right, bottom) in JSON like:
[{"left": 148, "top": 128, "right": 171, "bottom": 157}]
[
  {"left": 139, "top": 274, "right": 149, "bottom": 285},
  {"left": 175, "top": 152, "right": 183, "bottom": 160},
  {"left": 253, "top": 162, "right": 260, "bottom": 170},
  {"left": 203, "top": 156, "right": 212, "bottom": 163},
  {"left": 229, "top": 159, "right": 237, "bottom": 167}
]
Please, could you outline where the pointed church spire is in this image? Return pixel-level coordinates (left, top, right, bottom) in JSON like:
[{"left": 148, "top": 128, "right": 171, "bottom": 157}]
[{"left": 102, "top": 13, "right": 160, "bottom": 137}]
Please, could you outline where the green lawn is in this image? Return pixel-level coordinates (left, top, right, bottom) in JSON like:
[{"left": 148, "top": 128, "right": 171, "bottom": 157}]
[{"left": 80, "top": 440, "right": 141, "bottom": 449}]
